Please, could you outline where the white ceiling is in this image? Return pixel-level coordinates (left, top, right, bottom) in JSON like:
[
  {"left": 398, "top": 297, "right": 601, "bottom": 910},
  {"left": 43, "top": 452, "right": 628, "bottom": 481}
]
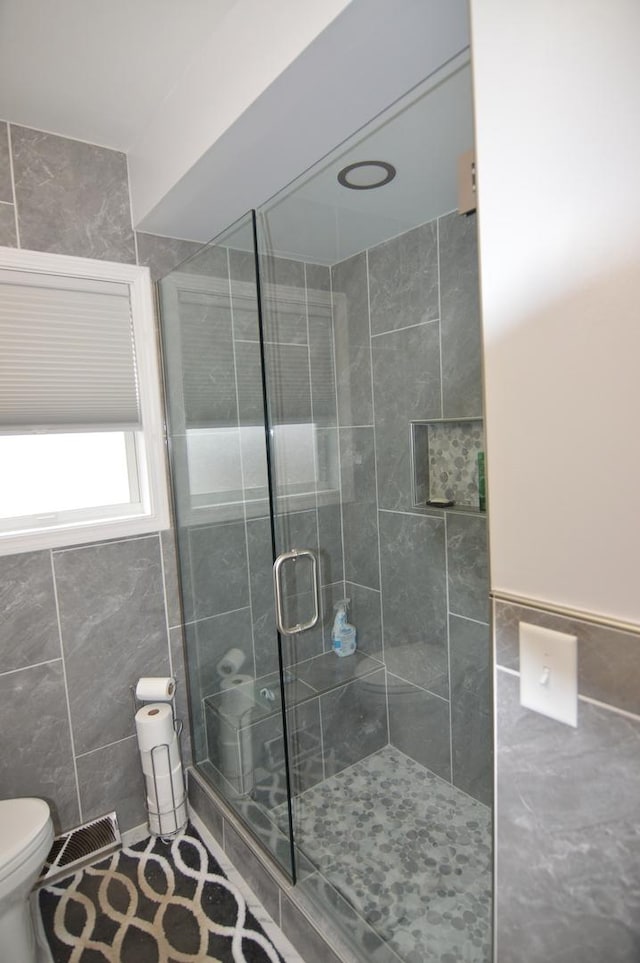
[{"left": 0, "top": 0, "right": 238, "bottom": 150}]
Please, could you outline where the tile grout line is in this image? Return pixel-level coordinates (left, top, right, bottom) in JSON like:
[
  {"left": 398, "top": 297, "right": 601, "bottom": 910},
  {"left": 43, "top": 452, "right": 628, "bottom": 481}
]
[
  {"left": 6, "top": 123, "right": 21, "bottom": 248},
  {"left": 450, "top": 611, "right": 490, "bottom": 627},
  {"left": 443, "top": 397, "right": 455, "bottom": 783},
  {"left": 387, "top": 670, "right": 451, "bottom": 704},
  {"left": 317, "top": 693, "right": 327, "bottom": 782},
  {"left": 125, "top": 151, "right": 139, "bottom": 267},
  {"left": 226, "top": 245, "right": 258, "bottom": 680},
  {"left": 52, "top": 531, "right": 158, "bottom": 554},
  {"left": 364, "top": 246, "right": 390, "bottom": 747},
  {"left": 496, "top": 663, "right": 640, "bottom": 724},
  {"left": 75, "top": 733, "right": 137, "bottom": 760},
  {"left": 436, "top": 215, "right": 444, "bottom": 418},
  {"left": 49, "top": 550, "right": 83, "bottom": 823},
  {"left": 0, "top": 656, "right": 63, "bottom": 679},
  {"left": 303, "top": 262, "right": 325, "bottom": 652},
  {"left": 182, "top": 605, "right": 251, "bottom": 628},
  {"left": 328, "top": 264, "right": 348, "bottom": 612},
  {"left": 157, "top": 532, "right": 174, "bottom": 677},
  {"left": 370, "top": 315, "right": 439, "bottom": 338}
]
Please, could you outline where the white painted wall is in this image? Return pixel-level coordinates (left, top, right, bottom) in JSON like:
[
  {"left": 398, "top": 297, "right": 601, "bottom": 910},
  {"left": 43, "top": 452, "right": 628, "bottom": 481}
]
[
  {"left": 128, "top": 0, "right": 353, "bottom": 227},
  {"left": 470, "top": 0, "right": 640, "bottom": 625},
  {"left": 131, "top": 0, "right": 471, "bottom": 242}
]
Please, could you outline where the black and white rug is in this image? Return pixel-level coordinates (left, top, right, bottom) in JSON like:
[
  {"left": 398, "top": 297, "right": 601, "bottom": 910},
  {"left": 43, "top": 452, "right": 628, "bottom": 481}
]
[{"left": 39, "top": 824, "right": 284, "bottom": 963}]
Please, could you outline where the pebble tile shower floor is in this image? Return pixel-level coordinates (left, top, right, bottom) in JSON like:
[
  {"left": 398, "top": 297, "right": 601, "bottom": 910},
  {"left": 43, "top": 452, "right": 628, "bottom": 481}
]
[{"left": 274, "top": 745, "right": 492, "bottom": 963}]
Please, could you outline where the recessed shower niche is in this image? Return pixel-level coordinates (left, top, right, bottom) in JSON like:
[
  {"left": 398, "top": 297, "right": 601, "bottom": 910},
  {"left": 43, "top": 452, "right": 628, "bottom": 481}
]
[{"left": 412, "top": 417, "right": 486, "bottom": 513}]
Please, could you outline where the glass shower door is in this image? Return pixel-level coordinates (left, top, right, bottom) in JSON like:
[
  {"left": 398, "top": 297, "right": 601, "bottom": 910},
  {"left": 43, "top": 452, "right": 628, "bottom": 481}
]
[{"left": 157, "top": 212, "right": 298, "bottom": 880}]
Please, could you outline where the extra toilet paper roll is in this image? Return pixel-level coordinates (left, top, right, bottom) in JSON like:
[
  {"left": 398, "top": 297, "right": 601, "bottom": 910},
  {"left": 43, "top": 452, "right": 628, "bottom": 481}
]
[
  {"left": 215, "top": 647, "right": 246, "bottom": 677},
  {"left": 149, "top": 800, "right": 187, "bottom": 836},
  {"left": 135, "top": 702, "right": 175, "bottom": 753},
  {"left": 139, "top": 732, "right": 181, "bottom": 777},
  {"left": 145, "top": 760, "right": 183, "bottom": 806},
  {"left": 136, "top": 676, "right": 176, "bottom": 702},
  {"left": 219, "top": 674, "right": 255, "bottom": 720}
]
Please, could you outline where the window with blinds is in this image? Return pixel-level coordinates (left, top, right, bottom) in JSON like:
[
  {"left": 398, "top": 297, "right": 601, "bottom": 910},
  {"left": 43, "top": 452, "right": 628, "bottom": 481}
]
[{"left": 0, "top": 248, "right": 169, "bottom": 554}]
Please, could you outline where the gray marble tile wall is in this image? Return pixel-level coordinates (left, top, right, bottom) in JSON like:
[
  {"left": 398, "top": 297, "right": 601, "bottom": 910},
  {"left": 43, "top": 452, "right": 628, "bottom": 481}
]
[
  {"left": 495, "top": 599, "right": 640, "bottom": 962},
  {"left": 0, "top": 120, "right": 193, "bottom": 833},
  {"left": 330, "top": 210, "right": 491, "bottom": 805}
]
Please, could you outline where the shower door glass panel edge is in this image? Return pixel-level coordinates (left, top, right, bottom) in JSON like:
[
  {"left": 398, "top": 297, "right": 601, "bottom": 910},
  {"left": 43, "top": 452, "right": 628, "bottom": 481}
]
[
  {"left": 157, "top": 211, "right": 297, "bottom": 880},
  {"left": 254, "top": 212, "right": 346, "bottom": 872}
]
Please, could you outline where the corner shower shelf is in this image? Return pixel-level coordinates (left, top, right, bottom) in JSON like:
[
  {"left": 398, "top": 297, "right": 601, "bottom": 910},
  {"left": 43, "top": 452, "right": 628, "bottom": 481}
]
[
  {"left": 205, "top": 650, "right": 383, "bottom": 728},
  {"left": 411, "top": 416, "right": 486, "bottom": 514},
  {"left": 203, "top": 651, "right": 384, "bottom": 797}
]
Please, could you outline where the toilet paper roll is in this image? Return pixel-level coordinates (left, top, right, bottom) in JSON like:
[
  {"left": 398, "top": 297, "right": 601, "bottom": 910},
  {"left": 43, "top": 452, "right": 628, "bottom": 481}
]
[
  {"left": 145, "top": 760, "right": 184, "bottom": 806},
  {"left": 219, "top": 674, "right": 255, "bottom": 720},
  {"left": 139, "top": 732, "right": 181, "bottom": 777},
  {"left": 149, "top": 800, "right": 187, "bottom": 836},
  {"left": 215, "top": 647, "right": 246, "bottom": 677},
  {"left": 136, "top": 676, "right": 176, "bottom": 702},
  {"left": 135, "top": 702, "right": 175, "bottom": 753}
]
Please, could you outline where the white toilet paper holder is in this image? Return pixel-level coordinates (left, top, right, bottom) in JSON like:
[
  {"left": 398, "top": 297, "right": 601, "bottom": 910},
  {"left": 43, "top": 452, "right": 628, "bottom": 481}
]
[{"left": 131, "top": 685, "right": 188, "bottom": 839}]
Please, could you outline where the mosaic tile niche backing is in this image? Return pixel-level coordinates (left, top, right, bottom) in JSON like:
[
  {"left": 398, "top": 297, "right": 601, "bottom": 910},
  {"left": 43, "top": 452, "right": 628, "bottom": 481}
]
[{"left": 427, "top": 421, "right": 485, "bottom": 508}]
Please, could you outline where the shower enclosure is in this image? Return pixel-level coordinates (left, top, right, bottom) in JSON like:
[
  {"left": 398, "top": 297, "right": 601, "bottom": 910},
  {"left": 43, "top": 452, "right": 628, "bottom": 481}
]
[{"left": 158, "top": 52, "right": 492, "bottom": 963}]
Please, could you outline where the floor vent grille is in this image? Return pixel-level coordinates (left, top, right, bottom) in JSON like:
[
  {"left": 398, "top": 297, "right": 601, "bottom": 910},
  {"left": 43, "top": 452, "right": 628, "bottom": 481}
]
[{"left": 39, "top": 812, "right": 121, "bottom": 884}]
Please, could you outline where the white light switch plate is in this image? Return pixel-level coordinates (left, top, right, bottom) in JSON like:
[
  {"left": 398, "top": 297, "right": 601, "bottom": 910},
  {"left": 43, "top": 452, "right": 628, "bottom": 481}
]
[{"left": 519, "top": 622, "right": 578, "bottom": 726}]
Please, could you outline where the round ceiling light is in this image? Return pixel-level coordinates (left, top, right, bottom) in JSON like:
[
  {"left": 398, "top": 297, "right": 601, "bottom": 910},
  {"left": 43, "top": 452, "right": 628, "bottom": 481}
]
[{"left": 337, "top": 160, "right": 396, "bottom": 190}]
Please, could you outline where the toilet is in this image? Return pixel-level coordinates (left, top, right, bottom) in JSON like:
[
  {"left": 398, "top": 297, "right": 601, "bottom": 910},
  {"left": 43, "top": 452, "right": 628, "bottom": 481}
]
[{"left": 0, "top": 798, "right": 54, "bottom": 963}]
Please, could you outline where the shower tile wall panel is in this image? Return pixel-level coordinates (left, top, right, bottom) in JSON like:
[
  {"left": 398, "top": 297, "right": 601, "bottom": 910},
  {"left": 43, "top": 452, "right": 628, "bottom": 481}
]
[
  {"left": 339, "top": 427, "right": 380, "bottom": 590},
  {"left": 10, "top": 125, "right": 136, "bottom": 262},
  {"left": 0, "top": 122, "right": 12, "bottom": 201},
  {"left": 439, "top": 211, "right": 483, "bottom": 419},
  {"left": 449, "top": 615, "right": 492, "bottom": 805},
  {"left": 0, "top": 122, "right": 188, "bottom": 833},
  {"left": 387, "top": 676, "right": 451, "bottom": 781},
  {"left": 136, "top": 232, "right": 204, "bottom": 282},
  {"left": 495, "top": 642, "right": 640, "bottom": 963},
  {"left": 371, "top": 320, "right": 441, "bottom": 511},
  {"left": 54, "top": 537, "right": 171, "bottom": 755},
  {"left": 0, "top": 551, "right": 60, "bottom": 673},
  {"left": 446, "top": 513, "right": 490, "bottom": 623},
  {"left": 76, "top": 735, "right": 147, "bottom": 832},
  {"left": 0, "top": 202, "right": 17, "bottom": 246},
  {"left": 379, "top": 510, "right": 448, "bottom": 697},
  {"left": 332, "top": 253, "right": 374, "bottom": 427},
  {"left": 320, "top": 668, "right": 388, "bottom": 777},
  {"left": 345, "top": 581, "right": 382, "bottom": 659},
  {"left": 0, "top": 660, "right": 80, "bottom": 831},
  {"left": 330, "top": 210, "right": 489, "bottom": 805},
  {"left": 368, "top": 220, "right": 439, "bottom": 335}
]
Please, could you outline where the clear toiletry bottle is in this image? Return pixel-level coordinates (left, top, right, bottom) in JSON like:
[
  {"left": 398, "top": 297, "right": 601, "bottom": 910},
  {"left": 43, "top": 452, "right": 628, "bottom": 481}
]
[{"left": 331, "top": 598, "right": 357, "bottom": 657}]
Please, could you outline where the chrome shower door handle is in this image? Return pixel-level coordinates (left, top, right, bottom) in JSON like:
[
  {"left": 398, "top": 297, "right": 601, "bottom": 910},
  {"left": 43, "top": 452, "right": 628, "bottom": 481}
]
[{"left": 273, "top": 548, "right": 319, "bottom": 636}]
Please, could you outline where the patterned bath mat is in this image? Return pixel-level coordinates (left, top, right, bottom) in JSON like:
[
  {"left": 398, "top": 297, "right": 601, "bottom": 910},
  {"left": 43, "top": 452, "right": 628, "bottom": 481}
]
[{"left": 39, "top": 823, "right": 284, "bottom": 963}]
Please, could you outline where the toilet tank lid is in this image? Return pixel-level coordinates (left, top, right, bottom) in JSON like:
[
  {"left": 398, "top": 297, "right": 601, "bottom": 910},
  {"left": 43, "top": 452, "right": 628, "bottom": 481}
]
[{"left": 0, "top": 798, "right": 51, "bottom": 869}]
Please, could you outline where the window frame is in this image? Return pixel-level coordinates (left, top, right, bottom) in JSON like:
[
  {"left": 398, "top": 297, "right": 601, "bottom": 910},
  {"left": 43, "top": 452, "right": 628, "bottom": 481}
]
[{"left": 0, "top": 246, "right": 170, "bottom": 555}]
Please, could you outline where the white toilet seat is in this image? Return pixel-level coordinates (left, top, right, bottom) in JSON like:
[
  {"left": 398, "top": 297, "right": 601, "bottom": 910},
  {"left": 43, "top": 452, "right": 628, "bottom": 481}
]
[{"left": 0, "top": 798, "right": 52, "bottom": 883}]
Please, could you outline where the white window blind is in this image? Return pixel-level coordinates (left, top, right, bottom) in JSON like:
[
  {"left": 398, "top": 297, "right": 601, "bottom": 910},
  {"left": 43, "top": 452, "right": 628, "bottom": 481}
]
[{"left": 0, "top": 269, "right": 141, "bottom": 433}]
